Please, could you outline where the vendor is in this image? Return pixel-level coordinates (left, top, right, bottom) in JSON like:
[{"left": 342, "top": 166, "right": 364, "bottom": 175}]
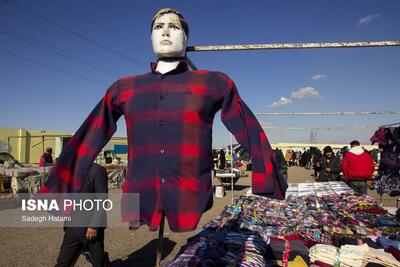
[
  {"left": 39, "top": 147, "right": 54, "bottom": 167},
  {"left": 317, "top": 146, "right": 341, "bottom": 182}
]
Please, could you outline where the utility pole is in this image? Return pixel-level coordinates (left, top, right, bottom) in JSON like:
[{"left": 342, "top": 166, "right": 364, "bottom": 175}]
[{"left": 309, "top": 128, "right": 318, "bottom": 144}]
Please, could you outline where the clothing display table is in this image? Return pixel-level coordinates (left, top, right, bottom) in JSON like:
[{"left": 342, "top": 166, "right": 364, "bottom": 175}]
[
  {"left": 285, "top": 181, "right": 354, "bottom": 197},
  {"left": 165, "top": 187, "right": 400, "bottom": 266}
]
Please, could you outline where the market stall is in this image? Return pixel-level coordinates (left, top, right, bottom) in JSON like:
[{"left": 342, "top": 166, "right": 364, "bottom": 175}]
[{"left": 165, "top": 182, "right": 400, "bottom": 266}]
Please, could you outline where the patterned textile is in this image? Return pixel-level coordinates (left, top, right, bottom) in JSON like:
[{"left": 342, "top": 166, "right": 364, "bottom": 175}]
[
  {"left": 39, "top": 60, "right": 287, "bottom": 232},
  {"left": 371, "top": 126, "right": 400, "bottom": 197},
  {"left": 169, "top": 194, "right": 400, "bottom": 266}
]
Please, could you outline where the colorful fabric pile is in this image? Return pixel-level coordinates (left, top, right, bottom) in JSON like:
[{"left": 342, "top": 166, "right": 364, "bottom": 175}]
[{"left": 165, "top": 193, "right": 400, "bottom": 266}]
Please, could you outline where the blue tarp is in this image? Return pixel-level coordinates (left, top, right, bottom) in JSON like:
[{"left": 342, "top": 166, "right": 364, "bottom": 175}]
[{"left": 113, "top": 144, "right": 128, "bottom": 154}]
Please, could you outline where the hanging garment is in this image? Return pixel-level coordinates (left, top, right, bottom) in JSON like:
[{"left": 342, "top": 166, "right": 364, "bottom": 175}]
[
  {"left": 40, "top": 60, "right": 287, "bottom": 232},
  {"left": 371, "top": 127, "right": 400, "bottom": 196}
]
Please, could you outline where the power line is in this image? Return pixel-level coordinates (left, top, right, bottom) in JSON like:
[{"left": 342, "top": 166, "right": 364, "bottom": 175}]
[
  {"left": 51, "top": 0, "right": 153, "bottom": 56},
  {"left": 309, "top": 128, "right": 318, "bottom": 144},
  {"left": 4, "top": 0, "right": 147, "bottom": 69},
  {"left": 263, "top": 125, "right": 378, "bottom": 130},
  {"left": 1, "top": 30, "right": 123, "bottom": 77},
  {"left": 255, "top": 111, "right": 400, "bottom": 116},
  {"left": 0, "top": 48, "right": 108, "bottom": 86}
]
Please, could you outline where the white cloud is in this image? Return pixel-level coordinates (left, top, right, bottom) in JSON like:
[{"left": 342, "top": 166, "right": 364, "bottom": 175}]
[
  {"left": 290, "top": 87, "right": 321, "bottom": 99},
  {"left": 311, "top": 74, "right": 327, "bottom": 80},
  {"left": 269, "top": 97, "right": 292, "bottom": 107},
  {"left": 269, "top": 87, "right": 321, "bottom": 108},
  {"left": 357, "top": 14, "right": 381, "bottom": 26}
]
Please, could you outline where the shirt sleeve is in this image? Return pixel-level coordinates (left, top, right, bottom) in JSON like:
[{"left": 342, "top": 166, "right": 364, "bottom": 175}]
[
  {"left": 219, "top": 77, "right": 287, "bottom": 199},
  {"left": 40, "top": 81, "right": 123, "bottom": 193}
]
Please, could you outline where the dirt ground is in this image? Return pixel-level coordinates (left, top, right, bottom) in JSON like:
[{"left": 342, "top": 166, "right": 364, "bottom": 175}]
[{"left": 0, "top": 166, "right": 398, "bottom": 267}]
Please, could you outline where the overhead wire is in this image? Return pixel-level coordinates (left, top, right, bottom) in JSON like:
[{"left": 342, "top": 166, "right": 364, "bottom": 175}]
[
  {"left": 0, "top": 48, "right": 108, "bottom": 86},
  {"left": 51, "top": 0, "right": 153, "bottom": 57},
  {"left": 1, "top": 30, "right": 123, "bottom": 77},
  {"left": 3, "top": 0, "right": 148, "bottom": 69}
]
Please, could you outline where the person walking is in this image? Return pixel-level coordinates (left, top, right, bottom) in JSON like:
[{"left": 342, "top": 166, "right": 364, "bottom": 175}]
[
  {"left": 274, "top": 148, "right": 288, "bottom": 181},
  {"left": 219, "top": 149, "right": 226, "bottom": 170},
  {"left": 55, "top": 163, "right": 109, "bottom": 267}
]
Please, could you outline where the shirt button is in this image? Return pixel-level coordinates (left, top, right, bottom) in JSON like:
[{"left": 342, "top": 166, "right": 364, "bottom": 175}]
[
  {"left": 160, "top": 95, "right": 164, "bottom": 100},
  {"left": 160, "top": 149, "right": 165, "bottom": 154},
  {"left": 161, "top": 178, "right": 166, "bottom": 183}
]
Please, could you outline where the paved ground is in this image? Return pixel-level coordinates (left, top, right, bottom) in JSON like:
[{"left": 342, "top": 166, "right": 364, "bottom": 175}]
[{"left": 0, "top": 166, "right": 398, "bottom": 266}]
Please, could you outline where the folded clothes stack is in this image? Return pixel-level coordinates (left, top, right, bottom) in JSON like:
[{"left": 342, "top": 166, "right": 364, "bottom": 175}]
[{"left": 309, "top": 243, "right": 400, "bottom": 267}]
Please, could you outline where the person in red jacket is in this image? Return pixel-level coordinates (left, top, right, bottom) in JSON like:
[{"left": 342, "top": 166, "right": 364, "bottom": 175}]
[
  {"left": 342, "top": 140, "right": 375, "bottom": 195},
  {"left": 39, "top": 147, "right": 54, "bottom": 167}
]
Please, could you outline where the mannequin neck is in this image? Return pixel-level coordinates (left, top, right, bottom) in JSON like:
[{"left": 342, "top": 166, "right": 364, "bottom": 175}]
[{"left": 156, "top": 56, "right": 185, "bottom": 74}]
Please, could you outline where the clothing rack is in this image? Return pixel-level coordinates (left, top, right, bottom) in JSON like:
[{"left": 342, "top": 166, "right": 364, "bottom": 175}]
[
  {"left": 372, "top": 122, "right": 400, "bottom": 203},
  {"left": 379, "top": 122, "right": 400, "bottom": 128}
]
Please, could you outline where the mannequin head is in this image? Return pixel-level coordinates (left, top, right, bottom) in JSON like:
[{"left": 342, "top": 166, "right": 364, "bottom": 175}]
[{"left": 151, "top": 8, "right": 188, "bottom": 58}]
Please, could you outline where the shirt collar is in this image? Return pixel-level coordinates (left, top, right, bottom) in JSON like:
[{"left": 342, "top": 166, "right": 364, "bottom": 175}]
[{"left": 150, "top": 59, "right": 189, "bottom": 75}]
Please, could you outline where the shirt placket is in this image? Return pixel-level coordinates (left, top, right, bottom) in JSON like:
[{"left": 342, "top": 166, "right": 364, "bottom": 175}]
[{"left": 159, "top": 74, "right": 167, "bottom": 186}]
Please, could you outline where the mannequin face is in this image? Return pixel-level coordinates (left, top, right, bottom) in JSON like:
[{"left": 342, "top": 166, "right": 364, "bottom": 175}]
[{"left": 151, "top": 13, "right": 187, "bottom": 58}]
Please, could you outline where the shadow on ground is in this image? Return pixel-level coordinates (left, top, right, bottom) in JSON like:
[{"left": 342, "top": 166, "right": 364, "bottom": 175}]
[{"left": 111, "top": 238, "right": 176, "bottom": 267}]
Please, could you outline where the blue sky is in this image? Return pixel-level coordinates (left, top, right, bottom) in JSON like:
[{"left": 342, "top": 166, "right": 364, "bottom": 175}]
[{"left": 1, "top": 0, "right": 399, "bottom": 147}]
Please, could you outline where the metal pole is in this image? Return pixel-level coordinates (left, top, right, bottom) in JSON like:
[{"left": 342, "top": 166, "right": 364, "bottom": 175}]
[
  {"left": 230, "top": 133, "right": 234, "bottom": 204},
  {"left": 155, "top": 213, "right": 165, "bottom": 267},
  {"left": 255, "top": 111, "right": 400, "bottom": 116},
  {"left": 41, "top": 135, "right": 46, "bottom": 174},
  {"left": 187, "top": 40, "right": 400, "bottom": 52}
]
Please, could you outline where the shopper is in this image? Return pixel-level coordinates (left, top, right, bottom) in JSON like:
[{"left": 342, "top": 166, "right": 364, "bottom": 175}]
[
  {"left": 55, "top": 163, "right": 110, "bottom": 267},
  {"left": 342, "top": 140, "right": 375, "bottom": 195}
]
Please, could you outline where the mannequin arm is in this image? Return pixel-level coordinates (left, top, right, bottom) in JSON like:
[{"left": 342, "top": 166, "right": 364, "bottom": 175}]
[
  {"left": 219, "top": 77, "right": 287, "bottom": 199},
  {"left": 40, "top": 81, "right": 123, "bottom": 193}
]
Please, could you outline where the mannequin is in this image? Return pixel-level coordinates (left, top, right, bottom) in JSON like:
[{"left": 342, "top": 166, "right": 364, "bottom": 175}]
[{"left": 40, "top": 8, "right": 287, "bottom": 234}]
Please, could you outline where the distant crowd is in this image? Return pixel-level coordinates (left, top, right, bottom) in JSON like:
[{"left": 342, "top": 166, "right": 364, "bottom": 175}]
[{"left": 273, "top": 140, "right": 377, "bottom": 195}]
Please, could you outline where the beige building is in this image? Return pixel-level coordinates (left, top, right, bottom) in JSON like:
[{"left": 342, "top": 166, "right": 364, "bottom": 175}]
[
  {"left": 1, "top": 127, "right": 377, "bottom": 164},
  {"left": 0, "top": 128, "right": 128, "bottom": 164}
]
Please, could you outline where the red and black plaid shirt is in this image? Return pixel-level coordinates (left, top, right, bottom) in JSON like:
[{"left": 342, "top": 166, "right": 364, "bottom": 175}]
[{"left": 40, "top": 61, "right": 287, "bottom": 232}]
